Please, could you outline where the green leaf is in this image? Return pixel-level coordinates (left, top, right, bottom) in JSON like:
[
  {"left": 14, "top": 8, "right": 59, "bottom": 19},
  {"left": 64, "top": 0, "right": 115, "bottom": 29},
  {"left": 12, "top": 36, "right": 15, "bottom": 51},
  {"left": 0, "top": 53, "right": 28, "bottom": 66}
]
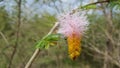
[
  {"left": 36, "top": 40, "right": 47, "bottom": 49},
  {"left": 45, "top": 44, "right": 50, "bottom": 49},
  {"left": 108, "top": 0, "right": 120, "bottom": 10},
  {"left": 81, "top": 4, "right": 97, "bottom": 10},
  {"left": 45, "top": 34, "right": 61, "bottom": 41},
  {"left": 35, "top": 34, "right": 62, "bottom": 49}
]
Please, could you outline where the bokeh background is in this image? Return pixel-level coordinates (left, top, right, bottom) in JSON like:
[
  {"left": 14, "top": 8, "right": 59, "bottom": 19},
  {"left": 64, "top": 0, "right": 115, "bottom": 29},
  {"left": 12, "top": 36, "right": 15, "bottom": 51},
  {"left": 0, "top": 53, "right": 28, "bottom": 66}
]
[{"left": 0, "top": 0, "right": 120, "bottom": 68}]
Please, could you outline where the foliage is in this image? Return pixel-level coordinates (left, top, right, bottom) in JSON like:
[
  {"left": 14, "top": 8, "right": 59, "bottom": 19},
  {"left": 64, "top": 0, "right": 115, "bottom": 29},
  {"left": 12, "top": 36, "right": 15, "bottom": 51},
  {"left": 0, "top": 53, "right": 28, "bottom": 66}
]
[
  {"left": 108, "top": 0, "right": 120, "bottom": 10},
  {"left": 36, "top": 34, "right": 62, "bottom": 49},
  {"left": 81, "top": 4, "right": 97, "bottom": 10}
]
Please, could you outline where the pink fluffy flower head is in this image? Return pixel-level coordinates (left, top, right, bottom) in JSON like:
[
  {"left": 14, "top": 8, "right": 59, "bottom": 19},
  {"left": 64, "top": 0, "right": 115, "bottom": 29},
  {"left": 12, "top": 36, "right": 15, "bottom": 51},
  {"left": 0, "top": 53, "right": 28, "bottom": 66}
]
[{"left": 57, "top": 11, "right": 89, "bottom": 37}]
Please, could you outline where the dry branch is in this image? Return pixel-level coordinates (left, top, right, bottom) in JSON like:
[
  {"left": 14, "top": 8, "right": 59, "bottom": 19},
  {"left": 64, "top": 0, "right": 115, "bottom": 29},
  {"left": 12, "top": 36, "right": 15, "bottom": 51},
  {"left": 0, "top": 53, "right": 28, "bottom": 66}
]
[
  {"left": 8, "top": 0, "right": 22, "bottom": 68},
  {"left": 25, "top": 22, "right": 59, "bottom": 68}
]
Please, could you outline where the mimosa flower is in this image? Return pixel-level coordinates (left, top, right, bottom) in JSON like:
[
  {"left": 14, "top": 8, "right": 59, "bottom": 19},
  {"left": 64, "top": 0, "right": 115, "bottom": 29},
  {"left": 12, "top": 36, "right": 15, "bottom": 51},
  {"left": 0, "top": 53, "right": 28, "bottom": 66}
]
[{"left": 57, "top": 11, "right": 89, "bottom": 60}]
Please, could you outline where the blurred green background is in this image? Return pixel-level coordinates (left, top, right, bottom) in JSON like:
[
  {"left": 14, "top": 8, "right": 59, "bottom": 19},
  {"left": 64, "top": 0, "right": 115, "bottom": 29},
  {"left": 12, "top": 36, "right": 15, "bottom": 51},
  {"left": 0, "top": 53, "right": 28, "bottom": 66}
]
[{"left": 0, "top": 0, "right": 120, "bottom": 68}]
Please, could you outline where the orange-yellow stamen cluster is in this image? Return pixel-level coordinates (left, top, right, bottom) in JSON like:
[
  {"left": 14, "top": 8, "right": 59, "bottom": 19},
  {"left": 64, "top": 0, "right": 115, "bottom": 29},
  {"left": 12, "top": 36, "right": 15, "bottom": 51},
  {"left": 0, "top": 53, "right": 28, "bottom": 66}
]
[{"left": 67, "top": 33, "right": 81, "bottom": 60}]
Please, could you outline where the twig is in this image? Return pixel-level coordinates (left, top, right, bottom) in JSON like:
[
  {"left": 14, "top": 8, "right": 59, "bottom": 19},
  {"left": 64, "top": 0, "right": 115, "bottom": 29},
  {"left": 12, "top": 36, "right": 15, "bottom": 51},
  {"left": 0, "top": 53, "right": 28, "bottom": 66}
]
[
  {"left": 0, "top": 31, "right": 9, "bottom": 45},
  {"left": 25, "top": 49, "right": 40, "bottom": 68},
  {"left": 71, "top": 0, "right": 109, "bottom": 14},
  {"left": 8, "top": 0, "right": 22, "bottom": 68},
  {"left": 25, "top": 22, "right": 59, "bottom": 68},
  {"left": 83, "top": 0, "right": 109, "bottom": 7},
  {"left": 0, "top": 31, "right": 10, "bottom": 54},
  {"left": 88, "top": 43, "right": 120, "bottom": 67}
]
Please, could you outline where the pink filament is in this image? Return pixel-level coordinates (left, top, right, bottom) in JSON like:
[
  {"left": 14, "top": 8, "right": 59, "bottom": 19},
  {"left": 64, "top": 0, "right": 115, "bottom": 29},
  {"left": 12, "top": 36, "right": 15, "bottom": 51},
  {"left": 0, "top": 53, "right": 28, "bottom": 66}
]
[{"left": 57, "top": 12, "right": 89, "bottom": 37}]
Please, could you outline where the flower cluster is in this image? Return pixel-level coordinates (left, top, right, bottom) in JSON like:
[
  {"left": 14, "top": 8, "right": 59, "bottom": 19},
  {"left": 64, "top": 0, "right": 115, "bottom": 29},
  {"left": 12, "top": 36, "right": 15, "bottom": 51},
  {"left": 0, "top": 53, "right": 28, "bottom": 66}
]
[{"left": 57, "top": 11, "right": 89, "bottom": 60}]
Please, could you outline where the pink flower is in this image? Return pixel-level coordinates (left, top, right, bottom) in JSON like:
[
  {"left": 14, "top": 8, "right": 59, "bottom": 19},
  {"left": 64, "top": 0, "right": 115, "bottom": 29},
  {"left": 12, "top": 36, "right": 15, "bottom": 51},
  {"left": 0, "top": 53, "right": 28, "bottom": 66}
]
[
  {"left": 57, "top": 11, "right": 89, "bottom": 37},
  {"left": 57, "top": 11, "right": 89, "bottom": 60}
]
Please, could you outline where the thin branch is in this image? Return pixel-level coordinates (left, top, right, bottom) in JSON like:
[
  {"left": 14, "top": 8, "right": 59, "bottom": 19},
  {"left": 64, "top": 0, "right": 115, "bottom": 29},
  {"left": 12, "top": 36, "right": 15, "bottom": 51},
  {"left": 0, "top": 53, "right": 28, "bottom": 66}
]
[
  {"left": 8, "top": 0, "right": 22, "bottom": 68},
  {"left": 0, "top": 31, "right": 10, "bottom": 63},
  {"left": 71, "top": 0, "right": 109, "bottom": 14},
  {"left": 0, "top": 31, "right": 9, "bottom": 45},
  {"left": 87, "top": 43, "right": 120, "bottom": 67},
  {"left": 25, "top": 22, "right": 59, "bottom": 68},
  {"left": 25, "top": 49, "right": 40, "bottom": 68},
  {"left": 83, "top": 0, "right": 109, "bottom": 7},
  {"left": 103, "top": 50, "right": 108, "bottom": 68}
]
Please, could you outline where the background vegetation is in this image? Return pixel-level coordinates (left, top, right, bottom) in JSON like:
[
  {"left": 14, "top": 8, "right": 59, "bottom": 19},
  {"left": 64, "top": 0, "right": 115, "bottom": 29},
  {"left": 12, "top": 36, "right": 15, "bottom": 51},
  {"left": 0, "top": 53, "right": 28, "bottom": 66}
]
[{"left": 0, "top": 0, "right": 120, "bottom": 68}]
